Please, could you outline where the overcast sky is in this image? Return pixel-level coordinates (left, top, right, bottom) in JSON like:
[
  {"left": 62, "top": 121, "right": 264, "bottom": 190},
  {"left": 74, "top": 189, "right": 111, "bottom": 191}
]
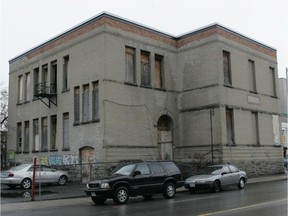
[{"left": 1, "top": 0, "right": 287, "bottom": 88}]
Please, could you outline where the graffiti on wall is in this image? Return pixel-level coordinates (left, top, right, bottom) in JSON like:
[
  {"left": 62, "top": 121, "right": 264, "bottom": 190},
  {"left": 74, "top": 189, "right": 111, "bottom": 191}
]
[
  {"left": 26, "top": 154, "right": 79, "bottom": 166},
  {"left": 49, "top": 155, "right": 62, "bottom": 165},
  {"left": 63, "top": 154, "right": 79, "bottom": 165}
]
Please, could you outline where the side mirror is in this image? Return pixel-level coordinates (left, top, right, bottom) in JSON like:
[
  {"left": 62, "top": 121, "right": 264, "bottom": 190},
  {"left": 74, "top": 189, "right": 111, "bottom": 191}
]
[
  {"left": 133, "top": 170, "right": 141, "bottom": 176},
  {"left": 221, "top": 172, "right": 227, "bottom": 175}
]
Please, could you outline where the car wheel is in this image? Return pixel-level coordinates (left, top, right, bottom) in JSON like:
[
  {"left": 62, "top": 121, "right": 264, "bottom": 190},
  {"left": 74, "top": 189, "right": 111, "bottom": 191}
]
[
  {"left": 163, "top": 182, "right": 176, "bottom": 199},
  {"left": 212, "top": 180, "right": 221, "bottom": 193},
  {"left": 58, "top": 175, "right": 68, "bottom": 186},
  {"left": 113, "top": 186, "right": 129, "bottom": 204},
  {"left": 21, "top": 178, "right": 32, "bottom": 189},
  {"left": 238, "top": 178, "right": 245, "bottom": 189},
  {"left": 91, "top": 196, "right": 107, "bottom": 205}
]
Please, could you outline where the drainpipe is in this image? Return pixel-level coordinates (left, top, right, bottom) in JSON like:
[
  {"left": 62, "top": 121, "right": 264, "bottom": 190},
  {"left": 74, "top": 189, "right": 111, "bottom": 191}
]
[{"left": 210, "top": 109, "right": 214, "bottom": 164}]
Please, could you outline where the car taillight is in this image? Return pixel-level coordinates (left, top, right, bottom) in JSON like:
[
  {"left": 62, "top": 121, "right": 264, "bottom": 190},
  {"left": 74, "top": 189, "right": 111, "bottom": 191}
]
[{"left": 8, "top": 172, "right": 14, "bottom": 177}]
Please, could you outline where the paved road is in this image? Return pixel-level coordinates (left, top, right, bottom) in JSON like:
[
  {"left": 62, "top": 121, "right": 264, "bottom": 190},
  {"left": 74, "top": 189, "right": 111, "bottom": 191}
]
[{"left": 2, "top": 180, "right": 287, "bottom": 216}]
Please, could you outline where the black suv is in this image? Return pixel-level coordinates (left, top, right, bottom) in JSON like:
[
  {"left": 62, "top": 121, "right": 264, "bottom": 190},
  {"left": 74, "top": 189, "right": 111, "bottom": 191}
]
[{"left": 85, "top": 161, "right": 183, "bottom": 205}]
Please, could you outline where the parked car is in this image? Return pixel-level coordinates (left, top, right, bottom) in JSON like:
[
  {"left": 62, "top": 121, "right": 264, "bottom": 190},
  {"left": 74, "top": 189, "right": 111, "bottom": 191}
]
[
  {"left": 184, "top": 164, "right": 247, "bottom": 193},
  {"left": 0, "top": 164, "right": 69, "bottom": 189},
  {"left": 85, "top": 161, "right": 184, "bottom": 205}
]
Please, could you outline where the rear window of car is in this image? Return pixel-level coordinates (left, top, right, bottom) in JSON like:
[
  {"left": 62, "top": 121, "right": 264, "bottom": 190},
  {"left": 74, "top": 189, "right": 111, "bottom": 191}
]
[
  {"left": 160, "top": 162, "right": 179, "bottom": 173},
  {"left": 150, "top": 163, "right": 164, "bottom": 174}
]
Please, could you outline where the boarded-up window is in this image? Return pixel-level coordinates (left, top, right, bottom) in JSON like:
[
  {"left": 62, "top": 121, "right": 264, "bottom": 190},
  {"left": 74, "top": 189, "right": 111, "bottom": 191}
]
[
  {"left": 50, "top": 115, "right": 57, "bottom": 150},
  {"left": 226, "top": 108, "right": 234, "bottom": 145},
  {"left": 155, "top": 55, "right": 163, "bottom": 88},
  {"left": 92, "top": 81, "right": 99, "bottom": 121},
  {"left": 248, "top": 60, "right": 256, "bottom": 92},
  {"left": 42, "top": 64, "right": 48, "bottom": 87},
  {"left": 125, "top": 47, "right": 136, "bottom": 83},
  {"left": 63, "top": 55, "right": 69, "bottom": 91},
  {"left": 63, "top": 113, "right": 69, "bottom": 150},
  {"left": 16, "top": 122, "right": 22, "bottom": 152},
  {"left": 269, "top": 67, "right": 277, "bottom": 97},
  {"left": 251, "top": 112, "right": 259, "bottom": 145},
  {"left": 18, "top": 75, "right": 23, "bottom": 102},
  {"left": 74, "top": 86, "right": 80, "bottom": 123},
  {"left": 82, "top": 84, "right": 89, "bottom": 122},
  {"left": 223, "top": 51, "right": 232, "bottom": 86},
  {"left": 33, "top": 119, "right": 39, "bottom": 151},
  {"left": 50, "top": 60, "right": 57, "bottom": 93},
  {"left": 41, "top": 117, "right": 48, "bottom": 151},
  {"left": 141, "top": 51, "right": 150, "bottom": 86},
  {"left": 25, "top": 72, "right": 31, "bottom": 101},
  {"left": 24, "top": 121, "right": 29, "bottom": 152},
  {"left": 33, "top": 67, "right": 39, "bottom": 96}
]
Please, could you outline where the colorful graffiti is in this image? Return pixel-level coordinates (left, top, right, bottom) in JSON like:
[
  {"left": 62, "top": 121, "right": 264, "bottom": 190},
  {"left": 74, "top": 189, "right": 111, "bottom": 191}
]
[
  {"left": 27, "top": 154, "right": 79, "bottom": 166},
  {"left": 63, "top": 154, "right": 79, "bottom": 165},
  {"left": 49, "top": 155, "right": 62, "bottom": 165}
]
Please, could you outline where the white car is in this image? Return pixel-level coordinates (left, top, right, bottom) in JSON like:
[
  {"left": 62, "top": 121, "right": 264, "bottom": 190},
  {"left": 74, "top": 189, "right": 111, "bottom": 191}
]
[
  {"left": 1, "top": 164, "right": 69, "bottom": 189},
  {"left": 184, "top": 164, "right": 247, "bottom": 193}
]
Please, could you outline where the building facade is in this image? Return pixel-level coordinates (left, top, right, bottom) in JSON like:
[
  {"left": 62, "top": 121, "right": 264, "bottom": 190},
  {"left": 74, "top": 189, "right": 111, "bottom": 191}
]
[
  {"left": 279, "top": 76, "right": 287, "bottom": 156},
  {"left": 8, "top": 13, "right": 283, "bottom": 179}
]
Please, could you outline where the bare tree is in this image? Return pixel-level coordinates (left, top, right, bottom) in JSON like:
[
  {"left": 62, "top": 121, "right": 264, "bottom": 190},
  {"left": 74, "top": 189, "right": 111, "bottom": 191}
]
[{"left": 0, "top": 87, "right": 8, "bottom": 131}]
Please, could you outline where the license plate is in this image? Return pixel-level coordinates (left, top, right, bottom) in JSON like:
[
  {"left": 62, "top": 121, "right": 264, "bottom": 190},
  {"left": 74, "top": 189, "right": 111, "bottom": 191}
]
[
  {"left": 91, "top": 192, "right": 96, "bottom": 197},
  {"left": 190, "top": 183, "right": 195, "bottom": 187}
]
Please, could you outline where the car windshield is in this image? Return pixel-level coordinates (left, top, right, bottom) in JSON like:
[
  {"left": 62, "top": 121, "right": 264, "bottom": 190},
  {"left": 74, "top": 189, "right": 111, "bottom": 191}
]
[
  {"left": 199, "top": 166, "right": 223, "bottom": 175},
  {"left": 113, "top": 164, "right": 135, "bottom": 176}
]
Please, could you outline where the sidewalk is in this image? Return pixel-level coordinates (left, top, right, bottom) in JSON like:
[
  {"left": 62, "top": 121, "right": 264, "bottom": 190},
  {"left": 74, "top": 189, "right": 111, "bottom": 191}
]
[{"left": 1, "top": 173, "right": 287, "bottom": 204}]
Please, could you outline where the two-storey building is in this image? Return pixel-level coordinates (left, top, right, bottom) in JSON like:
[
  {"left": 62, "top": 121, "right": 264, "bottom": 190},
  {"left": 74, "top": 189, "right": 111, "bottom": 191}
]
[{"left": 8, "top": 12, "right": 283, "bottom": 180}]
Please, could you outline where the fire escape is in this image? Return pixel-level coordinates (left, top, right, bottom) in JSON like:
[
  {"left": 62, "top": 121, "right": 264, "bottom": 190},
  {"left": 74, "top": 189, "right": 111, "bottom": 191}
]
[{"left": 34, "top": 82, "right": 57, "bottom": 108}]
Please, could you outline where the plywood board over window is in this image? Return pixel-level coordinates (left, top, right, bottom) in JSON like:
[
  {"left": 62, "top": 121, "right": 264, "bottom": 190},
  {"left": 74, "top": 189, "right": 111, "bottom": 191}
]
[
  {"left": 33, "top": 119, "right": 39, "bottom": 151},
  {"left": 74, "top": 86, "right": 80, "bottom": 123},
  {"left": 125, "top": 47, "right": 136, "bottom": 84},
  {"left": 226, "top": 108, "right": 234, "bottom": 145},
  {"left": 50, "top": 115, "right": 57, "bottom": 150},
  {"left": 24, "top": 121, "right": 29, "bottom": 152},
  {"left": 141, "top": 50, "right": 150, "bottom": 86},
  {"left": 41, "top": 117, "right": 48, "bottom": 151},
  {"left": 223, "top": 51, "right": 232, "bottom": 86},
  {"left": 16, "top": 122, "right": 22, "bottom": 152},
  {"left": 92, "top": 81, "right": 99, "bottom": 121},
  {"left": 63, "top": 113, "right": 69, "bottom": 150},
  {"left": 155, "top": 54, "right": 163, "bottom": 89},
  {"left": 82, "top": 84, "right": 89, "bottom": 122}
]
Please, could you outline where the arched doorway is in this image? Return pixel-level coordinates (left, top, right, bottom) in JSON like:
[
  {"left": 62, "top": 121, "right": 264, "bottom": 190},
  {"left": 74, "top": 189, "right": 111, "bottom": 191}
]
[
  {"left": 157, "top": 115, "right": 173, "bottom": 160},
  {"left": 79, "top": 146, "right": 95, "bottom": 183}
]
